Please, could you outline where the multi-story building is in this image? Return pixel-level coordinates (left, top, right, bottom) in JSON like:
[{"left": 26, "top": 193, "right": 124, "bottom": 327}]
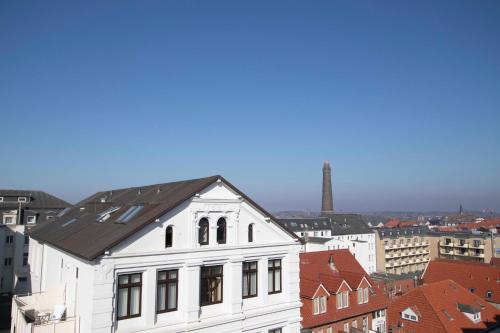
[
  {"left": 300, "top": 250, "right": 388, "bottom": 333},
  {"left": 437, "top": 232, "right": 495, "bottom": 263},
  {"left": 387, "top": 280, "right": 500, "bottom": 333},
  {"left": 0, "top": 190, "right": 70, "bottom": 294},
  {"left": 279, "top": 215, "right": 376, "bottom": 274},
  {"left": 375, "top": 227, "right": 437, "bottom": 275},
  {"left": 12, "top": 176, "right": 302, "bottom": 333}
]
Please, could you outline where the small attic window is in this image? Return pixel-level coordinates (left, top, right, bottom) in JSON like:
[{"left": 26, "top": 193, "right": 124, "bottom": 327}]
[
  {"left": 486, "top": 290, "right": 493, "bottom": 299},
  {"left": 116, "top": 205, "right": 144, "bottom": 223},
  {"left": 96, "top": 206, "right": 121, "bottom": 222},
  {"left": 56, "top": 208, "right": 70, "bottom": 218},
  {"left": 62, "top": 219, "right": 77, "bottom": 227},
  {"left": 18, "top": 197, "right": 27, "bottom": 203},
  {"left": 0, "top": 197, "right": 3, "bottom": 202}
]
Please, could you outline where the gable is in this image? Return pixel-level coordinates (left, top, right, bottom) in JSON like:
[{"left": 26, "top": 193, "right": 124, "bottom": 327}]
[
  {"left": 112, "top": 182, "right": 297, "bottom": 255},
  {"left": 312, "top": 284, "right": 330, "bottom": 299}
]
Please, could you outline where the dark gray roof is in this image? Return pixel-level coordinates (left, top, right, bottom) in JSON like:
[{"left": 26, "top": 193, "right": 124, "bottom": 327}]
[
  {"left": 376, "top": 226, "right": 431, "bottom": 239},
  {"left": 457, "top": 303, "right": 481, "bottom": 314},
  {"left": 29, "top": 175, "right": 301, "bottom": 261},
  {"left": 0, "top": 190, "right": 70, "bottom": 210},
  {"left": 278, "top": 217, "right": 331, "bottom": 232},
  {"left": 278, "top": 214, "right": 373, "bottom": 236},
  {"left": 329, "top": 213, "right": 373, "bottom": 235}
]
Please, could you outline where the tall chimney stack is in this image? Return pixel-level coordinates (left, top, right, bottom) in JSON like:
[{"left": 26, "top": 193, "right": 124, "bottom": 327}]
[{"left": 321, "top": 161, "right": 334, "bottom": 216}]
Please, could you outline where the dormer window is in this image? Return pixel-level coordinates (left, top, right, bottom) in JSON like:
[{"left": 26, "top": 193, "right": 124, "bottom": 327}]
[
  {"left": 198, "top": 218, "right": 209, "bottom": 245},
  {"left": 486, "top": 290, "right": 493, "bottom": 299},
  {"left": 336, "top": 290, "right": 349, "bottom": 309},
  {"left": 358, "top": 288, "right": 368, "bottom": 304},
  {"left": 217, "top": 218, "right": 226, "bottom": 244},
  {"left": 401, "top": 307, "right": 419, "bottom": 322},
  {"left": 313, "top": 296, "right": 327, "bottom": 315},
  {"left": 18, "top": 197, "right": 27, "bottom": 203}
]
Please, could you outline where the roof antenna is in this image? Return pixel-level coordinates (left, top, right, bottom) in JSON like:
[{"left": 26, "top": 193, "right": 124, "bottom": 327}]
[
  {"left": 157, "top": 186, "right": 161, "bottom": 194},
  {"left": 138, "top": 188, "right": 141, "bottom": 195}
]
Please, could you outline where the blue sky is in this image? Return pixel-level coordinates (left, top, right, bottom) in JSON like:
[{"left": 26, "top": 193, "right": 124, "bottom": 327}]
[{"left": 1, "top": 1, "right": 499, "bottom": 212}]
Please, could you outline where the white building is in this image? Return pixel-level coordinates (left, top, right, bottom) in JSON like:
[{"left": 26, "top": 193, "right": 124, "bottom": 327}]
[
  {"left": 279, "top": 215, "right": 376, "bottom": 274},
  {"left": 13, "top": 176, "right": 302, "bottom": 333},
  {"left": 0, "top": 190, "right": 70, "bottom": 294}
]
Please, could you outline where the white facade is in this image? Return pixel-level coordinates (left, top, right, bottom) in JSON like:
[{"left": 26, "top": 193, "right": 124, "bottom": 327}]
[
  {"left": 1, "top": 212, "right": 31, "bottom": 294},
  {"left": 24, "top": 182, "right": 301, "bottom": 333},
  {"left": 332, "top": 234, "right": 376, "bottom": 274}
]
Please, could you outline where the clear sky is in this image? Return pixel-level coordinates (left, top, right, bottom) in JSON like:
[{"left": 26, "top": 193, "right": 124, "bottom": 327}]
[{"left": 1, "top": 1, "right": 499, "bottom": 212}]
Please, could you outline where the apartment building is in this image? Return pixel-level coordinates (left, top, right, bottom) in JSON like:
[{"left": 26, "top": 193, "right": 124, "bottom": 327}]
[
  {"left": 300, "top": 250, "right": 388, "bottom": 333},
  {"left": 0, "top": 190, "right": 70, "bottom": 294},
  {"left": 375, "top": 227, "right": 438, "bottom": 275},
  {"left": 279, "top": 215, "right": 376, "bottom": 274},
  {"left": 13, "top": 176, "right": 302, "bottom": 333},
  {"left": 437, "top": 232, "right": 495, "bottom": 263}
]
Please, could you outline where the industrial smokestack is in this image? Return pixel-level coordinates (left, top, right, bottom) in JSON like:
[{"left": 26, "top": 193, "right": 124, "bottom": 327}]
[{"left": 321, "top": 161, "right": 334, "bottom": 216}]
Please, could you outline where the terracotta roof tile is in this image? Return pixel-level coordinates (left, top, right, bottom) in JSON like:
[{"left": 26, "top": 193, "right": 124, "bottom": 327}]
[
  {"left": 422, "top": 259, "right": 500, "bottom": 304},
  {"left": 388, "top": 280, "right": 500, "bottom": 333}
]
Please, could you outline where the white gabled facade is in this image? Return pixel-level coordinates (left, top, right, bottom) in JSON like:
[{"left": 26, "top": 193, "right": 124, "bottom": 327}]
[{"left": 20, "top": 181, "right": 301, "bottom": 333}]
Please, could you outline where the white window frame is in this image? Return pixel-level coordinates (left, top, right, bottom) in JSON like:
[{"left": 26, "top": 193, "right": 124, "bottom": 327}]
[
  {"left": 319, "top": 296, "right": 327, "bottom": 313},
  {"left": 343, "top": 322, "right": 349, "bottom": 333},
  {"left": 27, "top": 216, "right": 36, "bottom": 224},
  {"left": 313, "top": 297, "right": 319, "bottom": 314},
  {"left": 3, "top": 216, "right": 15, "bottom": 225},
  {"left": 0, "top": 197, "right": 3, "bottom": 202},
  {"left": 18, "top": 197, "right": 27, "bottom": 203}
]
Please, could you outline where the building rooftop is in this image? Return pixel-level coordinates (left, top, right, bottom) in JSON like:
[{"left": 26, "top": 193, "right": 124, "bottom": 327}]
[
  {"left": 0, "top": 190, "right": 71, "bottom": 210},
  {"left": 422, "top": 259, "right": 500, "bottom": 304},
  {"left": 29, "top": 175, "right": 300, "bottom": 261},
  {"left": 387, "top": 280, "right": 500, "bottom": 333}
]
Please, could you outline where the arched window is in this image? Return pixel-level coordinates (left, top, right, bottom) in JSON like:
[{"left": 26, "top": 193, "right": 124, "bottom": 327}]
[
  {"left": 199, "top": 218, "right": 209, "bottom": 245},
  {"left": 248, "top": 224, "right": 254, "bottom": 243},
  {"left": 217, "top": 218, "right": 226, "bottom": 244},
  {"left": 165, "top": 226, "right": 173, "bottom": 248}
]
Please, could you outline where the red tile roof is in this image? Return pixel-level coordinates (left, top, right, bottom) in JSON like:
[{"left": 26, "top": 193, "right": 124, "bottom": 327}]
[
  {"left": 384, "top": 219, "right": 419, "bottom": 228},
  {"left": 422, "top": 259, "right": 500, "bottom": 304},
  {"left": 387, "top": 280, "right": 500, "bottom": 333},
  {"left": 300, "top": 250, "right": 388, "bottom": 328},
  {"left": 456, "top": 219, "right": 500, "bottom": 231}
]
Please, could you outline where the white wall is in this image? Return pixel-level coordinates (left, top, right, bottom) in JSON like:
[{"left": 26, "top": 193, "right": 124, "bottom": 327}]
[{"left": 28, "top": 181, "right": 302, "bottom": 333}]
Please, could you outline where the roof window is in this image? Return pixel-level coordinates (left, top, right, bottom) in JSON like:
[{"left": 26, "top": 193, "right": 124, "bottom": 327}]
[
  {"left": 96, "top": 206, "right": 121, "bottom": 222},
  {"left": 116, "top": 205, "right": 144, "bottom": 223},
  {"left": 18, "top": 197, "right": 27, "bottom": 203},
  {"left": 62, "top": 219, "right": 77, "bottom": 227}
]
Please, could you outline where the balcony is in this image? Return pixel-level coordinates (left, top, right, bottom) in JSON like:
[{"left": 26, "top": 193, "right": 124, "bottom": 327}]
[
  {"left": 456, "top": 243, "right": 469, "bottom": 248},
  {"left": 441, "top": 242, "right": 454, "bottom": 247},
  {"left": 471, "top": 253, "right": 485, "bottom": 258},
  {"left": 470, "top": 244, "right": 485, "bottom": 249},
  {"left": 11, "top": 285, "right": 79, "bottom": 333}
]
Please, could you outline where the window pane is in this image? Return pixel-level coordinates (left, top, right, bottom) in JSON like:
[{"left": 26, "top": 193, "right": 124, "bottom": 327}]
[
  {"left": 167, "top": 282, "right": 177, "bottom": 309},
  {"left": 130, "top": 286, "right": 141, "bottom": 315},
  {"left": 243, "top": 274, "right": 249, "bottom": 296},
  {"left": 250, "top": 272, "right": 257, "bottom": 295},
  {"left": 169, "top": 271, "right": 177, "bottom": 279},
  {"left": 131, "top": 274, "right": 141, "bottom": 283},
  {"left": 157, "top": 284, "right": 166, "bottom": 312},
  {"left": 119, "top": 275, "right": 129, "bottom": 285},
  {"left": 274, "top": 269, "right": 281, "bottom": 291},
  {"left": 158, "top": 271, "right": 167, "bottom": 281},
  {"left": 118, "top": 288, "right": 128, "bottom": 317},
  {"left": 268, "top": 270, "right": 273, "bottom": 290}
]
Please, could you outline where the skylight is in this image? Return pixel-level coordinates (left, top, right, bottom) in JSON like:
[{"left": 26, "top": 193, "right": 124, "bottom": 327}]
[
  {"left": 96, "top": 206, "right": 121, "bottom": 222},
  {"left": 62, "top": 218, "right": 77, "bottom": 227},
  {"left": 116, "top": 205, "right": 144, "bottom": 223},
  {"left": 56, "top": 207, "right": 71, "bottom": 218}
]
